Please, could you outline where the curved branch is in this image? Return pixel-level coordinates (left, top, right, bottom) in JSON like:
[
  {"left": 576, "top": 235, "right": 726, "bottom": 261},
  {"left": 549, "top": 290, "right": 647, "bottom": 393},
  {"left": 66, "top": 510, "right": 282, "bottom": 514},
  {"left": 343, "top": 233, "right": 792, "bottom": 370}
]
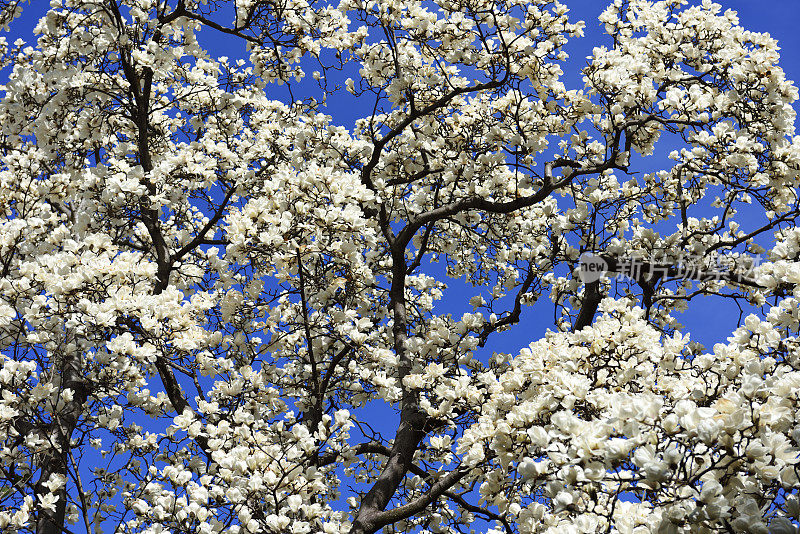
[
  {"left": 572, "top": 280, "right": 602, "bottom": 332},
  {"left": 368, "top": 467, "right": 468, "bottom": 531}
]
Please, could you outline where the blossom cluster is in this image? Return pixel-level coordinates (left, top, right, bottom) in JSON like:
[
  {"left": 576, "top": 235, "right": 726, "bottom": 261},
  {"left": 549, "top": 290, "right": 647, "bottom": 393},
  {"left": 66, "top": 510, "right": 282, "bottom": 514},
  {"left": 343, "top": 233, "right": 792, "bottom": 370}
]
[{"left": 0, "top": 0, "right": 798, "bottom": 533}]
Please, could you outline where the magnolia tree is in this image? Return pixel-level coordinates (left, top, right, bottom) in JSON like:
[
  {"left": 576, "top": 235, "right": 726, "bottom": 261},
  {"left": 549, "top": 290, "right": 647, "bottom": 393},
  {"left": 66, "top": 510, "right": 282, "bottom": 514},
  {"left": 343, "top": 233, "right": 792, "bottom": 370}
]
[{"left": 1, "top": 0, "right": 800, "bottom": 532}]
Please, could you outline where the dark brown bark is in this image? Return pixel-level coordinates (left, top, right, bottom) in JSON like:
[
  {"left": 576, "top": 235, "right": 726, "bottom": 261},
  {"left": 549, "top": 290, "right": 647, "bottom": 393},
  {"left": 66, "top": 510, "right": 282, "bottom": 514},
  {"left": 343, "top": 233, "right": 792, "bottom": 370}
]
[
  {"left": 111, "top": 0, "right": 213, "bottom": 463},
  {"left": 35, "top": 350, "right": 88, "bottom": 534},
  {"left": 572, "top": 280, "right": 602, "bottom": 333},
  {"left": 350, "top": 246, "right": 427, "bottom": 533}
]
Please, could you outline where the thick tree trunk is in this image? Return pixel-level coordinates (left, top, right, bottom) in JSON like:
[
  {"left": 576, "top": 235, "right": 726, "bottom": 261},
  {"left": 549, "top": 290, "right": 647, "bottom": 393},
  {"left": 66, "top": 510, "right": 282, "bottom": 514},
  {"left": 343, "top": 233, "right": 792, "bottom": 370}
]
[
  {"left": 35, "top": 349, "right": 88, "bottom": 534},
  {"left": 351, "top": 249, "right": 427, "bottom": 534},
  {"left": 573, "top": 280, "right": 602, "bottom": 332}
]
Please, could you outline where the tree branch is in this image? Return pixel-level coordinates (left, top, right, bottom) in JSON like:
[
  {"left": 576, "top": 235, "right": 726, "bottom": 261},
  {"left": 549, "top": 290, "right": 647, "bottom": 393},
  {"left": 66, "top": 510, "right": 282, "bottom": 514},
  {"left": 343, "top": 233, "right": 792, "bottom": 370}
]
[{"left": 572, "top": 280, "right": 602, "bottom": 332}]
